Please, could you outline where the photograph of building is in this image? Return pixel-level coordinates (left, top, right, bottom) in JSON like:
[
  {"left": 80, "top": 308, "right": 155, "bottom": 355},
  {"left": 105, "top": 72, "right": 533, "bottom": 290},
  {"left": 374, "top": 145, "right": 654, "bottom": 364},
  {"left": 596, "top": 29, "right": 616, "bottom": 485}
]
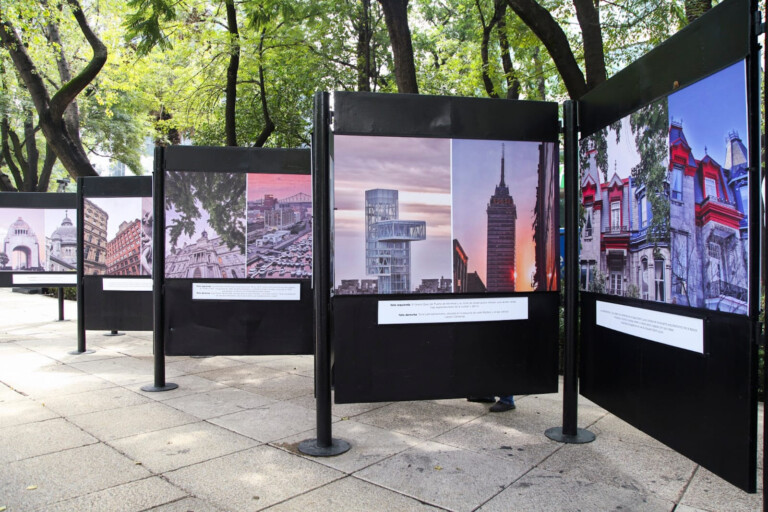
[
  {"left": 83, "top": 199, "right": 108, "bottom": 275},
  {"left": 452, "top": 139, "right": 557, "bottom": 293},
  {"left": 0, "top": 208, "right": 44, "bottom": 271},
  {"left": 89, "top": 197, "right": 143, "bottom": 276},
  {"left": 165, "top": 171, "right": 246, "bottom": 279},
  {"left": 45, "top": 210, "right": 77, "bottom": 271},
  {"left": 246, "top": 173, "right": 312, "bottom": 279},
  {"left": 578, "top": 61, "right": 749, "bottom": 315},
  {"left": 140, "top": 197, "right": 152, "bottom": 276},
  {"left": 332, "top": 135, "right": 452, "bottom": 295}
]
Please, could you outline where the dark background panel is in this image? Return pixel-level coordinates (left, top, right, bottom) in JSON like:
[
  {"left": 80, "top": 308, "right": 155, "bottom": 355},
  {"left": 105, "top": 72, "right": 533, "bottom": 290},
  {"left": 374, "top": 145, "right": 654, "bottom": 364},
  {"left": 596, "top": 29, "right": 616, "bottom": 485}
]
[
  {"left": 0, "top": 273, "right": 76, "bottom": 287},
  {"left": 332, "top": 292, "right": 559, "bottom": 403},
  {"left": 332, "top": 92, "right": 559, "bottom": 142},
  {"left": 81, "top": 176, "right": 152, "bottom": 197},
  {"left": 0, "top": 192, "right": 77, "bottom": 209},
  {"left": 579, "top": 0, "right": 750, "bottom": 137},
  {"left": 164, "top": 279, "right": 313, "bottom": 355},
  {"left": 82, "top": 276, "right": 153, "bottom": 331},
  {"left": 163, "top": 146, "right": 310, "bottom": 174},
  {"left": 579, "top": 292, "right": 757, "bottom": 492}
]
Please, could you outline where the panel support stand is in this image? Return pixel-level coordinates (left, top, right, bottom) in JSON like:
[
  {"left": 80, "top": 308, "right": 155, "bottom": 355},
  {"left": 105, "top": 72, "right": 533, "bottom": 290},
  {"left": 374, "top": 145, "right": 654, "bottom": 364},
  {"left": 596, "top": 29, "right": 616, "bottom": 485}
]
[
  {"left": 56, "top": 288, "right": 65, "bottom": 321},
  {"left": 70, "top": 178, "right": 94, "bottom": 355},
  {"left": 299, "top": 92, "right": 350, "bottom": 457},
  {"left": 141, "top": 146, "right": 177, "bottom": 393},
  {"left": 103, "top": 330, "right": 125, "bottom": 337},
  {"left": 546, "top": 100, "right": 595, "bottom": 445}
]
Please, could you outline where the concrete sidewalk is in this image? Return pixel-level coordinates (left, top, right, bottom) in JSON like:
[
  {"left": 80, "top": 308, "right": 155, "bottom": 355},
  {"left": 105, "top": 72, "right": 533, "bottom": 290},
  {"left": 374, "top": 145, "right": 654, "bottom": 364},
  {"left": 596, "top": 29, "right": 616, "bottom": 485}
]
[{"left": 0, "top": 289, "right": 762, "bottom": 511}]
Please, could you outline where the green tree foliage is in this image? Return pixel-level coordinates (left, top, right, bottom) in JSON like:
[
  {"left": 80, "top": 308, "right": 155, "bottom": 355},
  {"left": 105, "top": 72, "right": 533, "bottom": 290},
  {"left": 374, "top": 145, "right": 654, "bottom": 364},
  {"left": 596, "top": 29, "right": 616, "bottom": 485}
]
[
  {"left": 165, "top": 171, "right": 246, "bottom": 252},
  {"left": 630, "top": 99, "right": 670, "bottom": 250}
]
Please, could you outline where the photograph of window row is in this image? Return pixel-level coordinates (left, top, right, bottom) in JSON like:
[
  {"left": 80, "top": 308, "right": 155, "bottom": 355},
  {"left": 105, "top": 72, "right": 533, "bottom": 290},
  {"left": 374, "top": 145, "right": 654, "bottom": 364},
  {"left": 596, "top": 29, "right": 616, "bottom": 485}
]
[
  {"left": 164, "top": 171, "right": 312, "bottom": 280},
  {"left": 83, "top": 197, "right": 152, "bottom": 276},
  {"left": 332, "top": 135, "right": 559, "bottom": 296},
  {"left": 0, "top": 208, "right": 77, "bottom": 272},
  {"left": 579, "top": 61, "right": 749, "bottom": 315}
]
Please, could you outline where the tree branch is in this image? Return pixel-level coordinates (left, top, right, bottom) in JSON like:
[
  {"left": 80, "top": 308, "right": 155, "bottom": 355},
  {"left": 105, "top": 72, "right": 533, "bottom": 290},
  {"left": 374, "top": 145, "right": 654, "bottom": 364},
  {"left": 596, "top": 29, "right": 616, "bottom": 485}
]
[
  {"left": 37, "top": 143, "right": 57, "bottom": 192},
  {"left": 572, "top": 0, "right": 606, "bottom": 89},
  {"left": 0, "top": 118, "right": 24, "bottom": 190}
]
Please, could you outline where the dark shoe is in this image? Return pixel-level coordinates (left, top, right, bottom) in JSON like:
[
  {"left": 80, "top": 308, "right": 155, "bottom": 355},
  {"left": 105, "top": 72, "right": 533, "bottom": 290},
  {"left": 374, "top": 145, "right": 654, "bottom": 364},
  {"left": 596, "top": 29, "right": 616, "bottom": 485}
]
[
  {"left": 467, "top": 396, "right": 496, "bottom": 403},
  {"left": 489, "top": 400, "right": 516, "bottom": 412}
]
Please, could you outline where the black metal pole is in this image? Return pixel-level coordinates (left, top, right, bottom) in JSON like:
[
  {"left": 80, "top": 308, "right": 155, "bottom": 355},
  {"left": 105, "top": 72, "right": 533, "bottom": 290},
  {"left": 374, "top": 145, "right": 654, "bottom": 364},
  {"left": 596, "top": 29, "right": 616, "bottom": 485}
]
[
  {"left": 57, "top": 288, "right": 64, "bottom": 321},
  {"left": 546, "top": 100, "right": 595, "bottom": 444},
  {"left": 762, "top": 0, "right": 766, "bottom": 505},
  {"left": 141, "top": 147, "right": 177, "bottom": 392},
  {"left": 70, "top": 177, "right": 92, "bottom": 355},
  {"left": 299, "top": 91, "right": 350, "bottom": 457}
]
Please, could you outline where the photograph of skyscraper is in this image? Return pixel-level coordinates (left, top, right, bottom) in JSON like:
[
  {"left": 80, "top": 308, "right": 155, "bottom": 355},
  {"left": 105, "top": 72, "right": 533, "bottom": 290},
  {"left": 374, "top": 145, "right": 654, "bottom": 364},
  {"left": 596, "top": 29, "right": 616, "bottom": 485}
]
[
  {"left": 333, "top": 135, "right": 452, "bottom": 295},
  {"left": 246, "top": 173, "right": 312, "bottom": 279},
  {"left": 88, "top": 197, "right": 144, "bottom": 276},
  {"left": 452, "top": 139, "right": 558, "bottom": 293},
  {"left": 0, "top": 208, "right": 44, "bottom": 271},
  {"left": 165, "top": 171, "right": 246, "bottom": 279}
]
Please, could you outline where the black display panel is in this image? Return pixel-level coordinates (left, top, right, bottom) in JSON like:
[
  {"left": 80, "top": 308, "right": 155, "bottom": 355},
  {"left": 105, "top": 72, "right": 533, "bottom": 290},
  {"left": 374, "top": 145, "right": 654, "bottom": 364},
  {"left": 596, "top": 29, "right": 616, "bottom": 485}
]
[
  {"left": 576, "top": 0, "right": 759, "bottom": 493},
  {"left": 0, "top": 192, "right": 78, "bottom": 287},
  {"left": 323, "top": 93, "right": 562, "bottom": 403},
  {"left": 159, "top": 146, "right": 312, "bottom": 356},
  {"left": 78, "top": 176, "right": 153, "bottom": 331}
]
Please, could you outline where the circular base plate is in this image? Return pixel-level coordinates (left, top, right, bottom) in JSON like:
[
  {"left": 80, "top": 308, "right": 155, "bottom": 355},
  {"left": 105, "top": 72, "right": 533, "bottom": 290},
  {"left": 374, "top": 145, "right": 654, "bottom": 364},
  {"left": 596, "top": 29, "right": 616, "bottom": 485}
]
[
  {"left": 68, "top": 349, "right": 95, "bottom": 355},
  {"left": 545, "top": 426, "right": 596, "bottom": 444},
  {"left": 140, "top": 382, "right": 179, "bottom": 392},
  {"left": 103, "top": 331, "right": 125, "bottom": 337},
  {"left": 298, "top": 438, "right": 351, "bottom": 457},
  {"left": 190, "top": 355, "right": 213, "bottom": 359}
]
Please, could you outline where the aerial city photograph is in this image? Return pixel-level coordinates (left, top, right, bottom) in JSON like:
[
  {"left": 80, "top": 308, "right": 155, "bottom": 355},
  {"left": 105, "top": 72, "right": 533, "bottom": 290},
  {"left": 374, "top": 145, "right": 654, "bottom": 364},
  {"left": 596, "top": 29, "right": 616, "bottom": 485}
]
[{"left": 246, "top": 173, "right": 312, "bottom": 280}]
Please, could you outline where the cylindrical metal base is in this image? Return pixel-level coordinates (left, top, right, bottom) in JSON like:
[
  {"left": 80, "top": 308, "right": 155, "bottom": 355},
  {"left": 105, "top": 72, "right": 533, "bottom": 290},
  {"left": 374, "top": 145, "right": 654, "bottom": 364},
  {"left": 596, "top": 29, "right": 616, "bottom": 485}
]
[
  {"left": 298, "top": 438, "right": 351, "bottom": 457},
  {"left": 140, "top": 383, "right": 179, "bottom": 392},
  {"left": 103, "top": 330, "right": 125, "bottom": 337},
  {"left": 68, "top": 349, "right": 95, "bottom": 355},
  {"left": 545, "top": 426, "right": 596, "bottom": 444}
]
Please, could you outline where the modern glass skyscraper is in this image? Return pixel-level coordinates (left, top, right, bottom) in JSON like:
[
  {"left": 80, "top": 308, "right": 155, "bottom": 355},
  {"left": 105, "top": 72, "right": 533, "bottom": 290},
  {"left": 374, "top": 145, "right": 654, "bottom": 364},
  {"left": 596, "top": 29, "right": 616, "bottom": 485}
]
[
  {"left": 486, "top": 145, "right": 517, "bottom": 291},
  {"left": 365, "top": 189, "right": 426, "bottom": 294}
]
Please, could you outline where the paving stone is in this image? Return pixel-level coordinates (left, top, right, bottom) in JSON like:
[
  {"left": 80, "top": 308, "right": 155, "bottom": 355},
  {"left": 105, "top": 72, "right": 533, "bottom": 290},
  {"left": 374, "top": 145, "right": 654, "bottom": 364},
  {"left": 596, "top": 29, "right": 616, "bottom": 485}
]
[
  {"left": 267, "top": 476, "right": 442, "bottom": 511},
  {"left": 41, "top": 386, "right": 150, "bottom": 416},
  {"left": 477, "top": 468, "right": 675, "bottom": 512},
  {"left": 589, "top": 413, "right": 673, "bottom": 451},
  {"left": 275, "top": 419, "right": 423, "bottom": 474},
  {"left": 0, "top": 443, "right": 151, "bottom": 510},
  {"left": 0, "top": 382, "right": 26, "bottom": 403},
  {"left": 195, "top": 364, "right": 283, "bottom": 388},
  {"left": 0, "top": 418, "right": 97, "bottom": 462},
  {"left": 146, "top": 497, "right": 226, "bottom": 512},
  {"left": 355, "top": 439, "right": 526, "bottom": 512},
  {"left": 289, "top": 393, "right": 392, "bottom": 419},
  {"left": 252, "top": 355, "right": 315, "bottom": 374},
  {"left": 68, "top": 401, "right": 197, "bottom": 441},
  {"left": 0, "top": 398, "right": 59, "bottom": 428},
  {"left": 69, "top": 357, "right": 184, "bottom": 386},
  {"left": 210, "top": 400, "right": 316, "bottom": 442},
  {"left": 14, "top": 338, "right": 124, "bottom": 363},
  {"left": 165, "top": 445, "right": 343, "bottom": 510},
  {"left": 167, "top": 355, "right": 250, "bottom": 375},
  {"left": 538, "top": 433, "right": 697, "bottom": 502},
  {"left": 111, "top": 421, "right": 258, "bottom": 473},
  {"left": 678, "top": 466, "right": 763, "bottom": 512},
  {"left": 2, "top": 364, "right": 115, "bottom": 398},
  {"left": 163, "top": 387, "right": 274, "bottom": 419},
  {"left": 32, "top": 476, "right": 187, "bottom": 512},
  {"left": 237, "top": 372, "right": 314, "bottom": 401},
  {"left": 135, "top": 374, "right": 228, "bottom": 401},
  {"left": 352, "top": 400, "right": 483, "bottom": 440}
]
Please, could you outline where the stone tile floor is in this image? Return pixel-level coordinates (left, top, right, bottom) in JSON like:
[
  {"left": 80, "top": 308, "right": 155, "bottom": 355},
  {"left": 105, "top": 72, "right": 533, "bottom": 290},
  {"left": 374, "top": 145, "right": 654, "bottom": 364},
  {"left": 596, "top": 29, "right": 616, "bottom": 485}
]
[{"left": 0, "top": 289, "right": 762, "bottom": 511}]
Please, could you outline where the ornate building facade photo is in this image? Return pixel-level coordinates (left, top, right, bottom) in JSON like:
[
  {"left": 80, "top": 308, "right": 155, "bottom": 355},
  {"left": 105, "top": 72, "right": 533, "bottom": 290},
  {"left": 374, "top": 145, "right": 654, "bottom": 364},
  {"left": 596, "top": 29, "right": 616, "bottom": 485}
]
[
  {"left": 46, "top": 211, "right": 77, "bottom": 271},
  {"left": 165, "top": 230, "right": 246, "bottom": 279},
  {"left": 106, "top": 219, "right": 142, "bottom": 276},
  {"left": 83, "top": 199, "right": 108, "bottom": 275}
]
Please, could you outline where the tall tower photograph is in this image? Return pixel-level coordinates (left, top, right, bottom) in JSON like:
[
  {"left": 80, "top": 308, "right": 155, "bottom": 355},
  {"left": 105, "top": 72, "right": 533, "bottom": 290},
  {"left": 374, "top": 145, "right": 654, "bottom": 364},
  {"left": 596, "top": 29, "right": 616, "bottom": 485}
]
[{"left": 486, "top": 144, "right": 517, "bottom": 291}]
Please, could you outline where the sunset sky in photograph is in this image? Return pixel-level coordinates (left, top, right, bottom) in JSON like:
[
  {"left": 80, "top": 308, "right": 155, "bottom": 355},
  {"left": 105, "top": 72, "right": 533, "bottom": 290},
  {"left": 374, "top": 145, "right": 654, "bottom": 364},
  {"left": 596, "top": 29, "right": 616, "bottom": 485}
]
[
  {"left": 333, "top": 134, "right": 452, "bottom": 290},
  {"left": 452, "top": 139, "right": 548, "bottom": 292},
  {"left": 247, "top": 173, "right": 311, "bottom": 202}
]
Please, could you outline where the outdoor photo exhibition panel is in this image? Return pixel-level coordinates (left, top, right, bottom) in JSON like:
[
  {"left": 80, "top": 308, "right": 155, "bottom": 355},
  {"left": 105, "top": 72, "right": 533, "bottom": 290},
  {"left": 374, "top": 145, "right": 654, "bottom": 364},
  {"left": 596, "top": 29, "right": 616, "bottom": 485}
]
[
  {"left": 321, "top": 92, "right": 561, "bottom": 403},
  {"left": 577, "top": 0, "right": 760, "bottom": 492},
  {"left": 158, "top": 146, "right": 313, "bottom": 355},
  {"left": 78, "top": 176, "right": 153, "bottom": 332},
  {"left": 0, "top": 192, "right": 78, "bottom": 287}
]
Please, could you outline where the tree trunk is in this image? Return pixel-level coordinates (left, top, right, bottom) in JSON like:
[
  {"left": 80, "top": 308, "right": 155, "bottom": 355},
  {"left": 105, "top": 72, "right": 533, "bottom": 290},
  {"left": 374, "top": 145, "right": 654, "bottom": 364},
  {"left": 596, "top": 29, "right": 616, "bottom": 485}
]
[
  {"left": 0, "top": 0, "right": 106, "bottom": 179},
  {"left": 506, "top": 0, "right": 587, "bottom": 98},
  {"left": 377, "top": 0, "right": 419, "bottom": 93},
  {"left": 495, "top": 0, "right": 520, "bottom": 100},
  {"left": 224, "top": 0, "right": 240, "bottom": 146},
  {"left": 572, "top": 0, "right": 606, "bottom": 89},
  {"left": 355, "top": 0, "right": 374, "bottom": 92},
  {"left": 23, "top": 113, "right": 39, "bottom": 191},
  {"left": 685, "top": 0, "right": 712, "bottom": 22}
]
